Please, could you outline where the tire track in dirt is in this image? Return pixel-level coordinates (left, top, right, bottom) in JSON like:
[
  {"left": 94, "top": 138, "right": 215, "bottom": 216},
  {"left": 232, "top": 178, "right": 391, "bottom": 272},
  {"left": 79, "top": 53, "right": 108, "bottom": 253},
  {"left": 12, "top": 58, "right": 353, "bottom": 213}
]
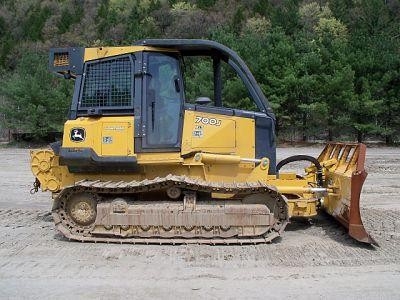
[{"left": 0, "top": 207, "right": 398, "bottom": 280}]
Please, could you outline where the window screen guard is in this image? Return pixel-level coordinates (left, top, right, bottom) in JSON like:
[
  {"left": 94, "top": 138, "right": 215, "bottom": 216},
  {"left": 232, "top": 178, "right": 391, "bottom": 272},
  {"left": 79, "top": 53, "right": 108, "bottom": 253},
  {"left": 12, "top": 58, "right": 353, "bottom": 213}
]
[{"left": 79, "top": 55, "right": 134, "bottom": 109}]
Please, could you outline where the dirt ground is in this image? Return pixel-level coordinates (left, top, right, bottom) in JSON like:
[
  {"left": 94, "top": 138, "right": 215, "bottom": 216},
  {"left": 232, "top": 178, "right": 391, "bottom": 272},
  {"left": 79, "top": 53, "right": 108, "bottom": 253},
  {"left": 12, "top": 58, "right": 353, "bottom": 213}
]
[{"left": 0, "top": 146, "right": 399, "bottom": 299}]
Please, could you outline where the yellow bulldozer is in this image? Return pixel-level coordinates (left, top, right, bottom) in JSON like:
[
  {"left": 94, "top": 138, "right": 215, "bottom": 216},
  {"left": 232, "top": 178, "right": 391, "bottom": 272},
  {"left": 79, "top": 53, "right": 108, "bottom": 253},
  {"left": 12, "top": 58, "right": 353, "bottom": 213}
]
[{"left": 30, "top": 39, "right": 375, "bottom": 245}]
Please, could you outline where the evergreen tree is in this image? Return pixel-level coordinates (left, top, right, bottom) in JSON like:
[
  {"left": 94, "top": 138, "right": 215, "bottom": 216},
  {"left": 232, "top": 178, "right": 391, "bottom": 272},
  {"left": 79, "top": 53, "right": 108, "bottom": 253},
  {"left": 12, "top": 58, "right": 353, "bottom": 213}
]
[{"left": 0, "top": 52, "right": 72, "bottom": 140}]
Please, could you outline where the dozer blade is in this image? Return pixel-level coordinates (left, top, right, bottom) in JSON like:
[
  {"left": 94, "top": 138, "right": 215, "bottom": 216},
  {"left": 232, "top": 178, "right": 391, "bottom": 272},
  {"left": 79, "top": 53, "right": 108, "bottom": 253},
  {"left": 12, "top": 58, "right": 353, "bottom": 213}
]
[{"left": 318, "top": 143, "right": 377, "bottom": 245}]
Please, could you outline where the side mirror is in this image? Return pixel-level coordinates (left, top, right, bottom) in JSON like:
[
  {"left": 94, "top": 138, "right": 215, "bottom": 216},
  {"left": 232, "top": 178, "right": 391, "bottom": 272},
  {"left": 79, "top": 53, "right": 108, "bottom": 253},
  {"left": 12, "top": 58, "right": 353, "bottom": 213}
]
[{"left": 195, "top": 97, "right": 212, "bottom": 105}]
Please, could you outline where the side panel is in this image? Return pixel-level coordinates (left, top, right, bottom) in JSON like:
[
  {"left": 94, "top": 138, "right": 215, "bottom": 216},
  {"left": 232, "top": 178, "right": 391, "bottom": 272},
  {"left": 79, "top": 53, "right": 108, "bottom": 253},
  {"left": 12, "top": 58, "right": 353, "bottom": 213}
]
[
  {"left": 101, "top": 122, "right": 133, "bottom": 156},
  {"left": 181, "top": 110, "right": 255, "bottom": 159},
  {"left": 62, "top": 116, "right": 134, "bottom": 157}
]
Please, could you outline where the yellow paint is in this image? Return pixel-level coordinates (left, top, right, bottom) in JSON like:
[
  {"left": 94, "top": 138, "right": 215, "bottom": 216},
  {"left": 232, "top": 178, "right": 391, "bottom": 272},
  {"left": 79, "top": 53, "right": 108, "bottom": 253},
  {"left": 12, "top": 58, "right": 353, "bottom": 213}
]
[
  {"left": 287, "top": 199, "right": 318, "bottom": 217},
  {"left": 63, "top": 116, "right": 135, "bottom": 157},
  {"left": 101, "top": 121, "right": 132, "bottom": 156},
  {"left": 316, "top": 144, "right": 362, "bottom": 217},
  {"left": 83, "top": 46, "right": 177, "bottom": 62},
  {"left": 136, "top": 153, "right": 183, "bottom": 164},
  {"left": 30, "top": 150, "right": 64, "bottom": 192},
  {"left": 197, "top": 153, "right": 242, "bottom": 165},
  {"left": 181, "top": 110, "right": 254, "bottom": 158}
]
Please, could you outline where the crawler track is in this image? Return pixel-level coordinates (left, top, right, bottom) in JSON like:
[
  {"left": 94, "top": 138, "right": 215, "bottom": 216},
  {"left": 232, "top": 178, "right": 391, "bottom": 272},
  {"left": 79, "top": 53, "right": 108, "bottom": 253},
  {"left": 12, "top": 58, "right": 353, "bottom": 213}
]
[{"left": 52, "top": 175, "right": 289, "bottom": 245}]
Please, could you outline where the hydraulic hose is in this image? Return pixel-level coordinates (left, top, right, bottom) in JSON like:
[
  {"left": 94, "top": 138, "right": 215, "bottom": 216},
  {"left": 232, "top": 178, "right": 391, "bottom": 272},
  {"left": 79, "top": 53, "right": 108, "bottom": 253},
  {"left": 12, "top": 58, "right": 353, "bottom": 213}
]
[{"left": 276, "top": 155, "right": 324, "bottom": 187}]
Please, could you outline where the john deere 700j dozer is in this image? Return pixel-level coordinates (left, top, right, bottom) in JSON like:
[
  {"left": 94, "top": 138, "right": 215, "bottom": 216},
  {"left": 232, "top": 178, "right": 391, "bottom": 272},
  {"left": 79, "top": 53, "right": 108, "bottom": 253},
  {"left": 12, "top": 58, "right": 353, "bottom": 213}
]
[{"left": 30, "top": 39, "right": 375, "bottom": 245}]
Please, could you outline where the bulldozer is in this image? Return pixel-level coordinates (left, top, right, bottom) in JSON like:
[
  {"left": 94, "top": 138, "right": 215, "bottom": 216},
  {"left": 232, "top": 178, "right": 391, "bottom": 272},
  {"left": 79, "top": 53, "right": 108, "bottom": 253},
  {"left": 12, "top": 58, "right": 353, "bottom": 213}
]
[{"left": 30, "top": 39, "right": 375, "bottom": 245}]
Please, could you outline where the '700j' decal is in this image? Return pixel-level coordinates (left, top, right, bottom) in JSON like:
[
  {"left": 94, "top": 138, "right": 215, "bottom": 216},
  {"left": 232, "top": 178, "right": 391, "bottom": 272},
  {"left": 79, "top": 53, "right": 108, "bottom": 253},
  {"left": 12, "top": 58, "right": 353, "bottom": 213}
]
[{"left": 195, "top": 116, "right": 222, "bottom": 126}]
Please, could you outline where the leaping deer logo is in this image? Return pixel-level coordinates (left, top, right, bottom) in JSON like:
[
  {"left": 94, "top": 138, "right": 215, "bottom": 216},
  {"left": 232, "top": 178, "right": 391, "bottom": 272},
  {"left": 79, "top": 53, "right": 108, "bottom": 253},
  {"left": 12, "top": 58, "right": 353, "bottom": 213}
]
[{"left": 70, "top": 128, "right": 85, "bottom": 142}]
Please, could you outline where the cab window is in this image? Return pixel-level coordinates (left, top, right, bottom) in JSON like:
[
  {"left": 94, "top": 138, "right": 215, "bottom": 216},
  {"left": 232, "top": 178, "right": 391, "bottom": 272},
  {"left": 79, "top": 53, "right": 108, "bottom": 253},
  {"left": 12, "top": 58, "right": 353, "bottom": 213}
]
[
  {"left": 145, "top": 53, "right": 183, "bottom": 146},
  {"left": 182, "top": 56, "right": 258, "bottom": 112}
]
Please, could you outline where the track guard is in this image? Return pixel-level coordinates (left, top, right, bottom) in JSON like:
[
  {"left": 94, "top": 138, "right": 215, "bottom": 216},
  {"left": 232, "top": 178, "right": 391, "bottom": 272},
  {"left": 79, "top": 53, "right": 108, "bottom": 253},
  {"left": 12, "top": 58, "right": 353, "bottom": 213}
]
[{"left": 318, "top": 143, "right": 377, "bottom": 245}]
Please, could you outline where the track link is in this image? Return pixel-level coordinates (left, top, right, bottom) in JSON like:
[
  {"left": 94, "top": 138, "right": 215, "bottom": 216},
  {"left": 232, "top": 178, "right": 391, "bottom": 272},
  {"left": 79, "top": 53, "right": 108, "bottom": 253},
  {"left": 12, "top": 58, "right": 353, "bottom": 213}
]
[{"left": 52, "top": 175, "right": 289, "bottom": 245}]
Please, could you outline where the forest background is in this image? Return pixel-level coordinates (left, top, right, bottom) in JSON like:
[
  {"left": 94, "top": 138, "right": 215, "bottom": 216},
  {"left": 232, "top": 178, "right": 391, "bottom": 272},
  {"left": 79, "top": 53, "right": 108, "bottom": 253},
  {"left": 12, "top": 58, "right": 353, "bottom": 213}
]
[{"left": 0, "top": 0, "right": 399, "bottom": 144}]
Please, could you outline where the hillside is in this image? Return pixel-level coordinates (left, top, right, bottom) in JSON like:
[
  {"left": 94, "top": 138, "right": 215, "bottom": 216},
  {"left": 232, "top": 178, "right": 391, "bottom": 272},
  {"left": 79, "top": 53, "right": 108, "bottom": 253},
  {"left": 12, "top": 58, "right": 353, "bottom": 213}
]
[{"left": 0, "top": 0, "right": 399, "bottom": 143}]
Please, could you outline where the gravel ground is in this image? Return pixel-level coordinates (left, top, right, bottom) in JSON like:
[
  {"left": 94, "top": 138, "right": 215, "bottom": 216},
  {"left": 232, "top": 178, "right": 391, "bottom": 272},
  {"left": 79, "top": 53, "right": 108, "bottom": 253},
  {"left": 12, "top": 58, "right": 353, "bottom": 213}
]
[{"left": 0, "top": 146, "right": 399, "bottom": 299}]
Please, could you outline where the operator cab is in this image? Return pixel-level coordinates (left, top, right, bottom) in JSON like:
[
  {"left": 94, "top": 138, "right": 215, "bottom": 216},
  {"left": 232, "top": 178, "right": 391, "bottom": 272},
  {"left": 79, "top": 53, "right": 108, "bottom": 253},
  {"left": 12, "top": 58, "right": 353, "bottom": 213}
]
[{"left": 49, "top": 39, "right": 277, "bottom": 173}]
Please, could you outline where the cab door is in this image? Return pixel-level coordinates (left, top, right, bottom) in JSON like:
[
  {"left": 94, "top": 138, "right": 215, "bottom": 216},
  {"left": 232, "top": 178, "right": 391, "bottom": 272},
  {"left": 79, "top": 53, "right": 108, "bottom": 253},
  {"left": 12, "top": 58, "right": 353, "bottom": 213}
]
[{"left": 135, "top": 52, "right": 184, "bottom": 152}]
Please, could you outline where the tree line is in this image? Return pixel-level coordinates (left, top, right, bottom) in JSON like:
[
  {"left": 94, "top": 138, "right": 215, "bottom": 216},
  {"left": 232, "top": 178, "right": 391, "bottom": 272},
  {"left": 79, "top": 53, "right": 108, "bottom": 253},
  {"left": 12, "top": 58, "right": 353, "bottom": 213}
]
[{"left": 0, "top": 0, "right": 399, "bottom": 144}]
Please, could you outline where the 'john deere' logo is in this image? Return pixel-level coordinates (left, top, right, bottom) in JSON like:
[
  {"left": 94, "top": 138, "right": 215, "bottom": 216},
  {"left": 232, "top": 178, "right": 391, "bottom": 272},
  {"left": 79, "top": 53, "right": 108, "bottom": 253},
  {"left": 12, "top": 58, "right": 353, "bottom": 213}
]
[{"left": 70, "top": 128, "right": 85, "bottom": 142}]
